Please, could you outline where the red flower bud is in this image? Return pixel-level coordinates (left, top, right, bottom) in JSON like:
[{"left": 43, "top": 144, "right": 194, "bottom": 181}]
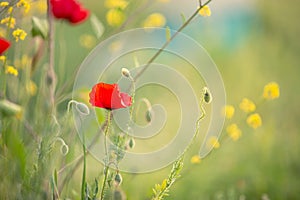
[
  {"left": 89, "top": 83, "right": 132, "bottom": 110},
  {"left": 0, "top": 38, "right": 10, "bottom": 55}
]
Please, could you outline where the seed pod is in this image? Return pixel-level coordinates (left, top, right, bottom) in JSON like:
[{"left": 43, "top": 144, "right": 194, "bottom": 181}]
[{"left": 128, "top": 137, "right": 135, "bottom": 149}]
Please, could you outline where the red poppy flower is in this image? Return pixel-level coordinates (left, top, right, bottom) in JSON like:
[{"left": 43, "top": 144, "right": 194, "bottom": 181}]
[
  {"left": 0, "top": 38, "right": 10, "bottom": 55},
  {"left": 89, "top": 82, "right": 132, "bottom": 110},
  {"left": 50, "top": 0, "right": 89, "bottom": 24}
]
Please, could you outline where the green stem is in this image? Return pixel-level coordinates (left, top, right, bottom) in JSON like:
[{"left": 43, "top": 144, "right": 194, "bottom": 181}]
[
  {"left": 100, "top": 111, "right": 112, "bottom": 200},
  {"left": 81, "top": 129, "right": 87, "bottom": 200},
  {"left": 47, "top": 0, "right": 57, "bottom": 114}
]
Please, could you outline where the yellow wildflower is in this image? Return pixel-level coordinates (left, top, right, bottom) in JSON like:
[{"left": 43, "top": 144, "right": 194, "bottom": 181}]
[
  {"left": 0, "top": 2, "right": 9, "bottom": 7},
  {"left": 239, "top": 98, "right": 256, "bottom": 113},
  {"left": 226, "top": 124, "right": 242, "bottom": 141},
  {"left": 26, "top": 80, "right": 37, "bottom": 96},
  {"left": 14, "top": 54, "right": 31, "bottom": 69},
  {"left": 263, "top": 82, "right": 280, "bottom": 100},
  {"left": 12, "top": 28, "right": 27, "bottom": 42},
  {"left": 105, "top": 0, "right": 128, "bottom": 10},
  {"left": 190, "top": 155, "right": 201, "bottom": 164},
  {"left": 8, "top": 6, "right": 13, "bottom": 14},
  {"left": 17, "top": 0, "right": 30, "bottom": 13},
  {"left": 35, "top": 0, "right": 47, "bottom": 14},
  {"left": 106, "top": 9, "right": 126, "bottom": 27},
  {"left": 199, "top": 5, "right": 211, "bottom": 17},
  {"left": 143, "top": 13, "right": 166, "bottom": 28},
  {"left": 223, "top": 105, "right": 235, "bottom": 119},
  {"left": 5, "top": 66, "right": 18, "bottom": 76},
  {"left": 207, "top": 136, "right": 220, "bottom": 149},
  {"left": 0, "top": 17, "right": 16, "bottom": 29},
  {"left": 79, "top": 34, "right": 96, "bottom": 49},
  {"left": 247, "top": 113, "right": 262, "bottom": 129},
  {"left": 0, "top": 56, "right": 6, "bottom": 62},
  {"left": 161, "top": 179, "right": 167, "bottom": 190}
]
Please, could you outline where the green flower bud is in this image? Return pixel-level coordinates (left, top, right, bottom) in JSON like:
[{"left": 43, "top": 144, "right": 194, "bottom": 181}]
[
  {"left": 0, "top": 99, "right": 22, "bottom": 117},
  {"left": 114, "top": 173, "right": 123, "bottom": 186},
  {"left": 203, "top": 87, "right": 212, "bottom": 104}
]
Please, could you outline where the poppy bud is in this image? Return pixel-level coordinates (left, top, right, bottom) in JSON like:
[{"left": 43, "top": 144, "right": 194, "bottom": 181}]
[
  {"left": 114, "top": 173, "right": 123, "bottom": 186},
  {"left": 145, "top": 109, "right": 153, "bottom": 122},
  {"left": 121, "top": 67, "right": 131, "bottom": 78},
  {"left": 0, "top": 99, "right": 22, "bottom": 117},
  {"left": 127, "top": 137, "right": 135, "bottom": 149},
  {"left": 203, "top": 87, "right": 212, "bottom": 104}
]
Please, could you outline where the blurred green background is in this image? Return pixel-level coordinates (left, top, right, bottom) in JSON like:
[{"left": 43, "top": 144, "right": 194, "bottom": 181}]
[{"left": 1, "top": 0, "right": 300, "bottom": 199}]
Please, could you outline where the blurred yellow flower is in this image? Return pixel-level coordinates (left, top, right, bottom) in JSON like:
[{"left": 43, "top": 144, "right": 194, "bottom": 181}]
[
  {"left": 5, "top": 66, "right": 18, "bottom": 76},
  {"left": 263, "top": 82, "right": 280, "bottom": 100},
  {"left": 0, "top": 27, "right": 5, "bottom": 37},
  {"left": 8, "top": 6, "right": 13, "bottom": 14},
  {"left": 17, "top": 0, "right": 30, "bottom": 13},
  {"left": 239, "top": 98, "right": 256, "bottom": 113},
  {"left": 12, "top": 28, "right": 27, "bottom": 42},
  {"left": 35, "top": 0, "right": 47, "bottom": 14},
  {"left": 105, "top": 0, "right": 128, "bottom": 9},
  {"left": 106, "top": 9, "right": 126, "bottom": 27},
  {"left": 190, "top": 155, "right": 201, "bottom": 164},
  {"left": 199, "top": 5, "right": 211, "bottom": 17},
  {"left": 79, "top": 34, "right": 96, "bottom": 49},
  {"left": 223, "top": 105, "right": 235, "bottom": 119},
  {"left": 156, "top": 0, "right": 170, "bottom": 3},
  {"left": 143, "top": 13, "right": 166, "bottom": 28},
  {"left": 247, "top": 113, "right": 262, "bottom": 129},
  {"left": 0, "top": 2, "right": 9, "bottom": 7},
  {"left": 26, "top": 80, "right": 37, "bottom": 96},
  {"left": 226, "top": 123, "right": 242, "bottom": 141},
  {"left": 14, "top": 54, "right": 31, "bottom": 69},
  {"left": 208, "top": 136, "right": 220, "bottom": 149},
  {"left": 0, "top": 56, "right": 6, "bottom": 62},
  {"left": 1, "top": 17, "right": 16, "bottom": 29}
]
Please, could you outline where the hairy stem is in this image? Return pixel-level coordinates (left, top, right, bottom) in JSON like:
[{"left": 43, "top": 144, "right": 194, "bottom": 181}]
[{"left": 47, "top": 0, "right": 57, "bottom": 114}]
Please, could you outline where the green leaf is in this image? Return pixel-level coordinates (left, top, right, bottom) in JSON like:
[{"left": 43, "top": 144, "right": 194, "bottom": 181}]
[
  {"left": 31, "top": 17, "right": 48, "bottom": 39},
  {"left": 165, "top": 26, "right": 171, "bottom": 42},
  {"left": 90, "top": 14, "right": 105, "bottom": 39}
]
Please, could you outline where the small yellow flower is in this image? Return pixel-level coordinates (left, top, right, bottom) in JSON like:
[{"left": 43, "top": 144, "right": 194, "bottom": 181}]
[
  {"left": 207, "top": 136, "right": 220, "bottom": 149},
  {"left": 35, "top": 0, "right": 47, "bottom": 14},
  {"left": 12, "top": 28, "right": 27, "bottom": 42},
  {"left": 17, "top": 0, "right": 30, "bottom": 13},
  {"left": 26, "top": 80, "right": 37, "bottom": 96},
  {"left": 161, "top": 179, "right": 167, "bottom": 190},
  {"left": 79, "top": 34, "right": 96, "bottom": 49},
  {"left": 190, "top": 155, "right": 201, "bottom": 164},
  {"left": 0, "top": 56, "right": 6, "bottom": 62},
  {"left": 106, "top": 9, "right": 126, "bottom": 27},
  {"left": 0, "top": 17, "right": 16, "bottom": 29},
  {"left": 5, "top": 66, "right": 18, "bottom": 76},
  {"left": 105, "top": 0, "right": 128, "bottom": 10},
  {"left": 263, "top": 82, "right": 280, "bottom": 100},
  {"left": 199, "top": 5, "right": 211, "bottom": 17},
  {"left": 0, "top": 27, "right": 5, "bottom": 37},
  {"left": 223, "top": 105, "right": 235, "bottom": 119},
  {"left": 0, "top": 2, "right": 9, "bottom": 7},
  {"left": 247, "top": 113, "right": 262, "bottom": 129},
  {"left": 8, "top": 6, "right": 13, "bottom": 14},
  {"left": 143, "top": 13, "right": 166, "bottom": 28},
  {"left": 239, "top": 98, "right": 256, "bottom": 113},
  {"left": 226, "top": 123, "right": 242, "bottom": 141}
]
